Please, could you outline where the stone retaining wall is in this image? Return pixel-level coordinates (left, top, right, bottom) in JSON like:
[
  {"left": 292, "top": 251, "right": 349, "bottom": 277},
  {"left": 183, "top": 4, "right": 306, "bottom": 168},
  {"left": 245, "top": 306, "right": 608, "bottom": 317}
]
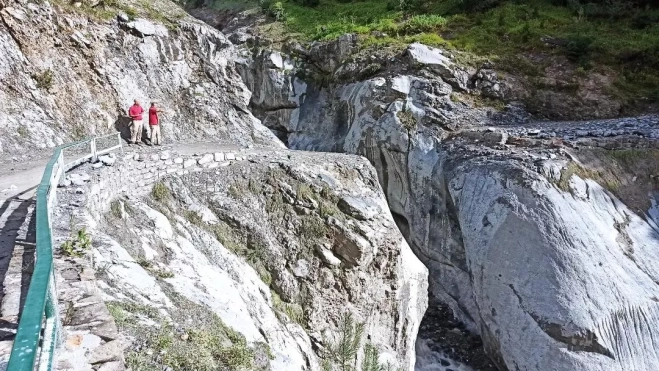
[{"left": 86, "top": 150, "right": 246, "bottom": 217}]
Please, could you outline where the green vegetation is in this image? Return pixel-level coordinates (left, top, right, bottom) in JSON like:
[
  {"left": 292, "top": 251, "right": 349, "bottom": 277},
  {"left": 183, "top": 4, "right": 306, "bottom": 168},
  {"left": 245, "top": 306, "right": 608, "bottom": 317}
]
[
  {"left": 396, "top": 110, "right": 416, "bottom": 131},
  {"left": 323, "top": 313, "right": 364, "bottom": 371},
  {"left": 208, "top": 0, "right": 659, "bottom": 102},
  {"left": 53, "top": 0, "right": 184, "bottom": 27},
  {"left": 321, "top": 313, "right": 402, "bottom": 371},
  {"left": 17, "top": 126, "right": 28, "bottom": 138},
  {"left": 33, "top": 69, "right": 53, "bottom": 90},
  {"left": 184, "top": 210, "right": 204, "bottom": 225},
  {"left": 107, "top": 300, "right": 160, "bottom": 327},
  {"left": 115, "top": 295, "right": 257, "bottom": 371},
  {"left": 271, "top": 290, "right": 305, "bottom": 325},
  {"left": 151, "top": 181, "right": 171, "bottom": 202},
  {"left": 61, "top": 228, "right": 92, "bottom": 257},
  {"left": 137, "top": 258, "right": 175, "bottom": 279},
  {"left": 301, "top": 215, "right": 327, "bottom": 239},
  {"left": 228, "top": 183, "right": 245, "bottom": 199},
  {"left": 110, "top": 200, "right": 123, "bottom": 218}
]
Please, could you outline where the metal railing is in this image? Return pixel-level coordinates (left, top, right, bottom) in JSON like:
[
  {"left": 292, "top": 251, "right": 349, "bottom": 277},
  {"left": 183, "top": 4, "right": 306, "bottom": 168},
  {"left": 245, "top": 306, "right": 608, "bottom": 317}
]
[{"left": 6, "top": 132, "right": 123, "bottom": 371}]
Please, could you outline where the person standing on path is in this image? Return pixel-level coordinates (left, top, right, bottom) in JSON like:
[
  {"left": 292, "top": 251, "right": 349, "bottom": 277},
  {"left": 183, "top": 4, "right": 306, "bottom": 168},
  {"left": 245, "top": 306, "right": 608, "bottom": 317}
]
[
  {"left": 149, "top": 102, "right": 164, "bottom": 146},
  {"left": 128, "top": 99, "right": 144, "bottom": 145}
]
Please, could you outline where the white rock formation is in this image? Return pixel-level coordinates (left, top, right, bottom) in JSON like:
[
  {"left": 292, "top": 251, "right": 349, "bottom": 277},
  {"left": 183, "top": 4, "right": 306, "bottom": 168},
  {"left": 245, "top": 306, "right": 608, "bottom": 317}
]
[
  {"left": 236, "top": 41, "right": 659, "bottom": 371},
  {"left": 81, "top": 150, "right": 428, "bottom": 371}
]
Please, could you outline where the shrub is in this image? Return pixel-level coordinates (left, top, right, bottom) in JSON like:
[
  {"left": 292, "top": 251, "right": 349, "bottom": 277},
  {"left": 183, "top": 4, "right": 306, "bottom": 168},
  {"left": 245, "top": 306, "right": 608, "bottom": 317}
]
[
  {"left": 261, "top": 0, "right": 287, "bottom": 21},
  {"left": 110, "top": 200, "right": 123, "bottom": 218},
  {"left": 563, "top": 35, "right": 595, "bottom": 65},
  {"left": 228, "top": 184, "right": 245, "bottom": 199},
  {"left": 124, "top": 6, "right": 138, "bottom": 20},
  {"left": 184, "top": 210, "right": 203, "bottom": 226}
]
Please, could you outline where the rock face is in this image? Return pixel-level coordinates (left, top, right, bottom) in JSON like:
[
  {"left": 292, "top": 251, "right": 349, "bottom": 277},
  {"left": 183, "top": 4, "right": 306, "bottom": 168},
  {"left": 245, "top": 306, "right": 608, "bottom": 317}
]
[
  {"left": 235, "top": 38, "right": 659, "bottom": 371},
  {"left": 0, "top": 0, "right": 281, "bottom": 156},
  {"left": 75, "top": 149, "right": 427, "bottom": 371}
]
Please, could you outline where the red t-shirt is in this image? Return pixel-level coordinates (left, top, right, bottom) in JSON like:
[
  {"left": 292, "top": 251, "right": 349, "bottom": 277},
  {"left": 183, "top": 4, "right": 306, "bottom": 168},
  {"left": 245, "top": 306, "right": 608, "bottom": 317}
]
[
  {"left": 149, "top": 107, "right": 159, "bottom": 125},
  {"left": 128, "top": 105, "right": 144, "bottom": 121}
]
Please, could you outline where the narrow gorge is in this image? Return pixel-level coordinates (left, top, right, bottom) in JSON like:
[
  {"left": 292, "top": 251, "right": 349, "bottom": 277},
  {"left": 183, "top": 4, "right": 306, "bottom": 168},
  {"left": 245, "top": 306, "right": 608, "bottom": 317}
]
[
  {"left": 0, "top": 0, "right": 657, "bottom": 370},
  {"left": 230, "top": 25, "right": 659, "bottom": 371}
]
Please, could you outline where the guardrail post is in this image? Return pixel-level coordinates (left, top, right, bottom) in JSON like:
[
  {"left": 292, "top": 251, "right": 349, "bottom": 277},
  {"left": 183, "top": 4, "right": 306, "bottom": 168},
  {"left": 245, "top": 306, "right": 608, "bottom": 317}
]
[
  {"left": 117, "top": 132, "right": 123, "bottom": 154},
  {"left": 90, "top": 138, "right": 97, "bottom": 163}
]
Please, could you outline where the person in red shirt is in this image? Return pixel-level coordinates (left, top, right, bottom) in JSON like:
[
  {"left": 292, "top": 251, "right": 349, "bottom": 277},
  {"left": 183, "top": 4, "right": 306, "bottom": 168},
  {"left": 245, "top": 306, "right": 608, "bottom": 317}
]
[
  {"left": 127, "top": 99, "right": 144, "bottom": 145},
  {"left": 149, "top": 102, "right": 164, "bottom": 146}
]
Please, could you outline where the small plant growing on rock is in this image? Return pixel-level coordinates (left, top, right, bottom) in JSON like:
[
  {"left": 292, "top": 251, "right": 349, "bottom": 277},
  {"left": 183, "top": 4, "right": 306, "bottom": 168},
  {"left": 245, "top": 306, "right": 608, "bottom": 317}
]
[
  {"left": 296, "top": 184, "right": 315, "bottom": 202},
  {"left": 360, "top": 342, "right": 381, "bottom": 371},
  {"left": 17, "top": 126, "right": 29, "bottom": 138},
  {"left": 323, "top": 313, "right": 364, "bottom": 371},
  {"left": 110, "top": 200, "right": 124, "bottom": 219},
  {"left": 61, "top": 228, "right": 92, "bottom": 257},
  {"left": 124, "top": 6, "right": 138, "bottom": 20},
  {"left": 33, "top": 69, "right": 53, "bottom": 90},
  {"left": 228, "top": 184, "right": 244, "bottom": 199},
  {"left": 272, "top": 291, "right": 304, "bottom": 325},
  {"left": 151, "top": 181, "right": 171, "bottom": 202},
  {"left": 248, "top": 178, "right": 262, "bottom": 194},
  {"left": 184, "top": 210, "right": 203, "bottom": 226},
  {"left": 396, "top": 110, "right": 416, "bottom": 132}
]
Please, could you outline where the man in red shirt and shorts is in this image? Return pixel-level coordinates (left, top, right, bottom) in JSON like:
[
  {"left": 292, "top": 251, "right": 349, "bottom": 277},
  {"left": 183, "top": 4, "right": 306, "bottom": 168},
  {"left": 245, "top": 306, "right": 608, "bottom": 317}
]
[
  {"left": 149, "top": 102, "right": 164, "bottom": 146},
  {"left": 128, "top": 99, "right": 144, "bottom": 145}
]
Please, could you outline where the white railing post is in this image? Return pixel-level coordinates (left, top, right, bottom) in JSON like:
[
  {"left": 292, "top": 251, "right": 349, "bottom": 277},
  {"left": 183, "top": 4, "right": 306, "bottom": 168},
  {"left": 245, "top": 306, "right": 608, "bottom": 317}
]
[{"left": 90, "top": 138, "right": 97, "bottom": 163}]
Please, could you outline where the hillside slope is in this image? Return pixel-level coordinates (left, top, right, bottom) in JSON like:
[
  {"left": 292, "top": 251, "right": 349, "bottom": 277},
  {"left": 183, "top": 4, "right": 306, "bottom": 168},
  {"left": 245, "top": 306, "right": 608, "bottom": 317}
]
[{"left": 0, "top": 0, "right": 281, "bottom": 159}]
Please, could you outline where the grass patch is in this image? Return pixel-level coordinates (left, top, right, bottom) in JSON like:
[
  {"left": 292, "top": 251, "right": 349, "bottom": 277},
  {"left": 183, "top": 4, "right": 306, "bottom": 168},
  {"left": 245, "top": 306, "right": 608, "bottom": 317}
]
[
  {"left": 296, "top": 183, "right": 316, "bottom": 202},
  {"left": 556, "top": 162, "right": 608, "bottom": 192},
  {"left": 228, "top": 183, "right": 245, "bottom": 199},
  {"left": 107, "top": 300, "right": 160, "bottom": 327},
  {"left": 212, "top": 222, "right": 244, "bottom": 254},
  {"left": 300, "top": 215, "right": 327, "bottom": 239},
  {"left": 151, "top": 181, "right": 171, "bottom": 202},
  {"left": 271, "top": 290, "right": 304, "bottom": 325},
  {"left": 248, "top": 178, "right": 263, "bottom": 194},
  {"left": 319, "top": 201, "right": 340, "bottom": 218},
  {"left": 184, "top": 210, "right": 204, "bottom": 226},
  {"left": 121, "top": 297, "right": 256, "bottom": 371},
  {"left": 17, "top": 126, "right": 28, "bottom": 138},
  {"left": 110, "top": 200, "right": 123, "bottom": 218}
]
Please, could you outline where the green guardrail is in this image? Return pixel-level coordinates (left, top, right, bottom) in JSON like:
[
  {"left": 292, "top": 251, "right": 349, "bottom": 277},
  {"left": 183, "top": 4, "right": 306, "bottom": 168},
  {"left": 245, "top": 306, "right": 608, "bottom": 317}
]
[{"left": 6, "top": 133, "right": 122, "bottom": 371}]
